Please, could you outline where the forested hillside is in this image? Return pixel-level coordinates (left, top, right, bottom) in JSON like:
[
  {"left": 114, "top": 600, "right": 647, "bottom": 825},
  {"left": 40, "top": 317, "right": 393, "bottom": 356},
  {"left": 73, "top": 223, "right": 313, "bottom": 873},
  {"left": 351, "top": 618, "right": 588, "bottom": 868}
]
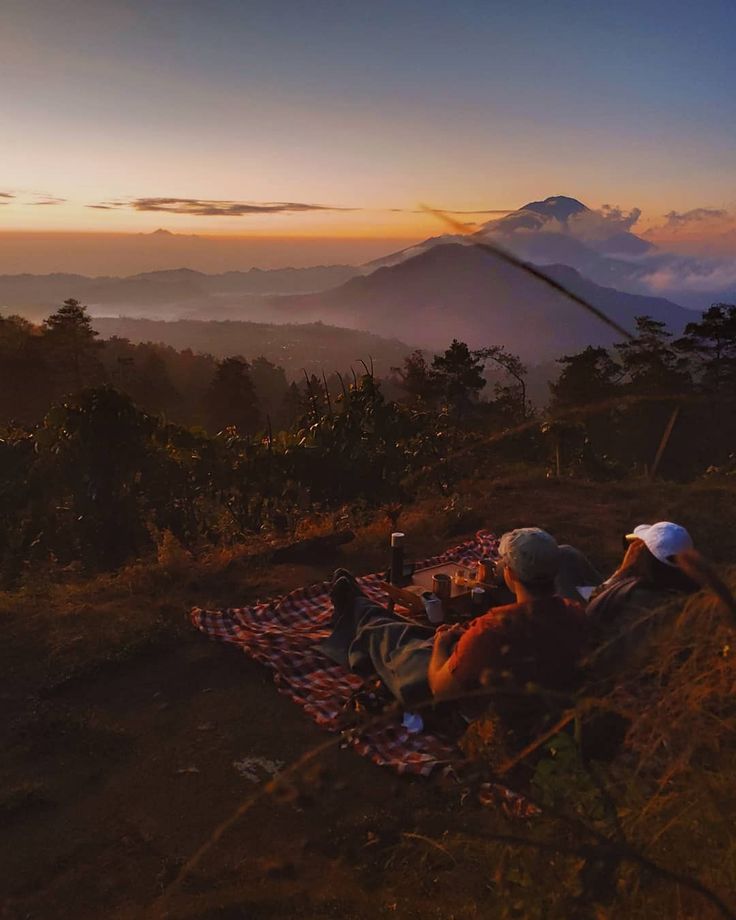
[{"left": 1, "top": 298, "right": 734, "bottom": 583}]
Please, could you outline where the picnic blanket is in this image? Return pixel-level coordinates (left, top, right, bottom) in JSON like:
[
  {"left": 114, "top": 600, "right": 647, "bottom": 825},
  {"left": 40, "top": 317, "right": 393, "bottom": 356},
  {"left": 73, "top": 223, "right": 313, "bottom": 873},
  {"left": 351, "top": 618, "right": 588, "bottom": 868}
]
[{"left": 191, "top": 530, "right": 501, "bottom": 773}]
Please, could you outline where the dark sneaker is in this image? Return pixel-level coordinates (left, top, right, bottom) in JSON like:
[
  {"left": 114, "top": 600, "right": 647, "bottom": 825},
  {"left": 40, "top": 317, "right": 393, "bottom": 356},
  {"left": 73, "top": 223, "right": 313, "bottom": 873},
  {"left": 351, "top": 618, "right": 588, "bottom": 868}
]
[
  {"left": 331, "top": 568, "right": 365, "bottom": 599},
  {"left": 330, "top": 575, "right": 360, "bottom": 618}
]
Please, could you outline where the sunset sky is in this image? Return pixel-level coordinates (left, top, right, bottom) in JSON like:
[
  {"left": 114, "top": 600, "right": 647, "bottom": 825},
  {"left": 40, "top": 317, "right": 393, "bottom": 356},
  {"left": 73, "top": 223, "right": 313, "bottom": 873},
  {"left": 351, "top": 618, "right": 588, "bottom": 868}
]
[{"left": 2, "top": 0, "right": 735, "bottom": 267}]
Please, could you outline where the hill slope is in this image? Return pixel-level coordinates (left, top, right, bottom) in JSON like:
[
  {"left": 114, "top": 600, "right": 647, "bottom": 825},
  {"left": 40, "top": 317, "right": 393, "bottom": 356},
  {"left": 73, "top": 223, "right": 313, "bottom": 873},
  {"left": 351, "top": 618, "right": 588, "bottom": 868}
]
[
  {"left": 0, "top": 265, "right": 359, "bottom": 320},
  {"left": 273, "top": 243, "right": 693, "bottom": 361},
  {"left": 92, "top": 317, "right": 413, "bottom": 378}
]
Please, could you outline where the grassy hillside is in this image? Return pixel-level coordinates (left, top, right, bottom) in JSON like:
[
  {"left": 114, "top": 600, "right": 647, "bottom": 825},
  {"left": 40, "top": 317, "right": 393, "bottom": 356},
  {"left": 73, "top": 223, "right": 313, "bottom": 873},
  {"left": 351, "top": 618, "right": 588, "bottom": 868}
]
[{"left": 3, "top": 468, "right": 736, "bottom": 919}]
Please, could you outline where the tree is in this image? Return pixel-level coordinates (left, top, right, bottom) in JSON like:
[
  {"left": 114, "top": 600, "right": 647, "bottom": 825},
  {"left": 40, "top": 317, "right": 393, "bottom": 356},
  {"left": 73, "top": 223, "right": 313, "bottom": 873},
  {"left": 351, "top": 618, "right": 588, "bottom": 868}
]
[
  {"left": 0, "top": 314, "right": 52, "bottom": 425},
  {"left": 675, "top": 304, "right": 736, "bottom": 469},
  {"left": 250, "top": 356, "right": 290, "bottom": 428},
  {"left": 391, "top": 350, "right": 437, "bottom": 404},
  {"left": 476, "top": 345, "right": 530, "bottom": 423},
  {"left": 614, "top": 317, "right": 692, "bottom": 475},
  {"left": 204, "top": 357, "right": 262, "bottom": 435},
  {"left": 550, "top": 346, "right": 621, "bottom": 409},
  {"left": 675, "top": 303, "right": 736, "bottom": 398},
  {"left": 616, "top": 316, "right": 690, "bottom": 395},
  {"left": 431, "top": 339, "right": 486, "bottom": 416},
  {"left": 42, "top": 298, "right": 104, "bottom": 396}
]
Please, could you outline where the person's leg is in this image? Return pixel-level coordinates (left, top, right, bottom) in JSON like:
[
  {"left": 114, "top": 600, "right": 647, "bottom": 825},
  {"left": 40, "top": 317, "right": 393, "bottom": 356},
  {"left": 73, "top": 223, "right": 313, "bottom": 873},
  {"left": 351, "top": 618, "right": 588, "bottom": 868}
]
[
  {"left": 349, "top": 614, "right": 436, "bottom": 708},
  {"left": 556, "top": 544, "right": 603, "bottom": 602},
  {"left": 318, "top": 573, "right": 440, "bottom": 706},
  {"left": 317, "top": 576, "right": 377, "bottom": 666}
]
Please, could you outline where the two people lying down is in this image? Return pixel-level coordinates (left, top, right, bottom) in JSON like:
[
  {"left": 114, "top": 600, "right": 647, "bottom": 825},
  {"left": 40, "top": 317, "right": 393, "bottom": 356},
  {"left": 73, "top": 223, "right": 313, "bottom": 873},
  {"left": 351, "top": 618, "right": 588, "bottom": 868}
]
[{"left": 318, "top": 522, "right": 733, "bottom": 723}]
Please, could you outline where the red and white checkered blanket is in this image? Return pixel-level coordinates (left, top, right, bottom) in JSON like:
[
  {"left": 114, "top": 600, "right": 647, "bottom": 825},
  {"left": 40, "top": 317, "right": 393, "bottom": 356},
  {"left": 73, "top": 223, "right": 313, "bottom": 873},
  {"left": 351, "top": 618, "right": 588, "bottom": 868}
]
[
  {"left": 192, "top": 530, "right": 541, "bottom": 816},
  {"left": 192, "top": 531, "right": 499, "bottom": 778}
]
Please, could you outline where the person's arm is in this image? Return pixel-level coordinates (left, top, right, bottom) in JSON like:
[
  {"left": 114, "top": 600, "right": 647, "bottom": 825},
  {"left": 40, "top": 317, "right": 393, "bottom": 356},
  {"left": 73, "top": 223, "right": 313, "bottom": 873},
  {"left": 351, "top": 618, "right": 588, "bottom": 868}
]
[{"left": 427, "top": 624, "right": 464, "bottom": 700}]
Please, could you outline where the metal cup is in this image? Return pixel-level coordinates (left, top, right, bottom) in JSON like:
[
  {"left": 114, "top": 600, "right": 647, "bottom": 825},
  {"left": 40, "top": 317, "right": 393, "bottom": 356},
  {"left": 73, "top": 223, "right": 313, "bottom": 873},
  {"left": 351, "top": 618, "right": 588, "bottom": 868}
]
[{"left": 432, "top": 572, "right": 451, "bottom": 600}]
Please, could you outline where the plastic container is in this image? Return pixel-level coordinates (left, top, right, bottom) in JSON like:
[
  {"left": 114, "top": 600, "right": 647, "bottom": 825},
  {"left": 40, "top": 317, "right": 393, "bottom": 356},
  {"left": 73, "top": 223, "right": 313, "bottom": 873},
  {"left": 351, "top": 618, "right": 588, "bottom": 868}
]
[{"left": 422, "top": 591, "right": 445, "bottom": 624}]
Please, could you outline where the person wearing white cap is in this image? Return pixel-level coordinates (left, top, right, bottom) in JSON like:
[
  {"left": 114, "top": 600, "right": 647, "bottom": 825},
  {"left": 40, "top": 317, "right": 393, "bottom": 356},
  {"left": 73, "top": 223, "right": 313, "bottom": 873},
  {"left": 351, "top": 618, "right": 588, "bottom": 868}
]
[
  {"left": 626, "top": 522, "right": 694, "bottom": 566},
  {"left": 587, "top": 521, "right": 701, "bottom": 626}
]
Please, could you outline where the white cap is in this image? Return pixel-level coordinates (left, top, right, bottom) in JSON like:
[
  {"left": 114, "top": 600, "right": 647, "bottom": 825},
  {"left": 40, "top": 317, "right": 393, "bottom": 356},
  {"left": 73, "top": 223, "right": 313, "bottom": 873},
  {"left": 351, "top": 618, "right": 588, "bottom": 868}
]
[{"left": 625, "top": 522, "right": 694, "bottom": 567}]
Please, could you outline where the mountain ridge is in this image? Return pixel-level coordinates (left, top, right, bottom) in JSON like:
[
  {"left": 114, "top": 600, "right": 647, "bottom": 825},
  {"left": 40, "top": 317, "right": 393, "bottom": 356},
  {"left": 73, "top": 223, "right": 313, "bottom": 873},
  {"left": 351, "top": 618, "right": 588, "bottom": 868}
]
[{"left": 272, "top": 243, "right": 693, "bottom": 362}]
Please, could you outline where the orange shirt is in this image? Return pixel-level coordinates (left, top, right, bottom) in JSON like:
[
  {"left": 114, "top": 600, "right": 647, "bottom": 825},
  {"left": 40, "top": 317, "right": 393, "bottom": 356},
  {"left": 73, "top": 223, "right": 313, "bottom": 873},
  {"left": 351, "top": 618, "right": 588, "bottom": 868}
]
[{"left": 447, "top": 596, "right": 587, "bottom": 692}]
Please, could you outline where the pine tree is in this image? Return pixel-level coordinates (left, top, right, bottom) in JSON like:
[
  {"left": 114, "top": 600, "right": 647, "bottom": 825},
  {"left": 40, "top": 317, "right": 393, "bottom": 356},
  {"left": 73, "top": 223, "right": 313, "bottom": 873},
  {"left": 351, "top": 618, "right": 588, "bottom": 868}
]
[
  {"left": 614, "top": 317, "right": 692, "bottom": 474},
  {"left": 250, "top": 356, "right": 290, "bottom": 427},
  {"left": 616, "top": 316, "right": 690, "bottom": 395},
  {"left": 431, "top": 339, "right": 486, "bottom": 416},
  {"left": 204, "top": 357, "right": 262, "bottom": 435},
  {"left": 675, "top": 303, "right": 736, "bottom": 398},
  {"left": 391, "top": 350, "right": 437, "bottom": 404},
  {"left": 550, "top": 346, "right": 621, "bottom": 408},
  {"left": 43, "top": 298, "right": 104, "bottom": 395}
]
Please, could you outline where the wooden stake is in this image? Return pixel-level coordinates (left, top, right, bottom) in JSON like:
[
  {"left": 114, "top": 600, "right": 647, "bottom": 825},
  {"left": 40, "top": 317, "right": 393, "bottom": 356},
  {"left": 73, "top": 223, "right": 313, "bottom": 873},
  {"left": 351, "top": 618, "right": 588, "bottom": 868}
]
[{"left": 650, "top": 405, "right": 681, "bottom": 480}]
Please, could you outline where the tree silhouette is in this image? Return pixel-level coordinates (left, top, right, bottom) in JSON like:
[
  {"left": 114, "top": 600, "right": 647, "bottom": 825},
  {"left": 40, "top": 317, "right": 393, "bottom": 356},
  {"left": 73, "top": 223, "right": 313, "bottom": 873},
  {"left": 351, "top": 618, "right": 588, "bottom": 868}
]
[
  {"left": 550, "top": 346, "right": 621, "bottom": 408},
  {"left": 391, "top": 350, "right": 437, "bottom": 404},
  {"left": 476, "top": 345, "right": 529, "bottom": 422},
  {"left": 204, "top": 356, "right": 262, "bottom": 435},
  {"left": 431, "top": 339, "right": 486, "bottom": 416},
  {"left": 250, "top": 355, "right": 290, "bottom": 427},
  {"left": 43, "top": 298, "right": 104, "bottom": 395},
  {"left": 676, "top": 304, "right": 736, "bottom": 398}
]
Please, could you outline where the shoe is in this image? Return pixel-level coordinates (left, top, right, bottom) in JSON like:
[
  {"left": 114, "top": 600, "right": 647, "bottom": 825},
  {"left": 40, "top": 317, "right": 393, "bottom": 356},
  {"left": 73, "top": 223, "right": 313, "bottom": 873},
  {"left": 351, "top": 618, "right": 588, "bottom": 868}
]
[
  {"left": 331, "top": 568, "right": 364, "bottom": 595},
  {"left": 329, "top": 575, "right": 362, "bottom": 626}
]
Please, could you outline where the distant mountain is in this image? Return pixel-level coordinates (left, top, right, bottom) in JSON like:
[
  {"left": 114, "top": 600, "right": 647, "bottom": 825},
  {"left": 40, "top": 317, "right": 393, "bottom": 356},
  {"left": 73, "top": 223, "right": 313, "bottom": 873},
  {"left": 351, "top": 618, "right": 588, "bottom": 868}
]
[
  {"left": 274, "top": 243, "right": 693, "bottom": 362},
  {"left": 91, "top": 317, "right": 413, "bottom": 379},
  {"left": 363, "top": 233, "right": 470, "bottom": 271},
  {"left": 475, "top": 195, "right": 655, "bottom": 283},
  {"left": 368, "top": 196, "right": 656, "bottom": 291},
  {"left": 362, "top": 195, "right": 736, "bottom": 309},
  {"left": 0, "top": 265, "right": 359, "bottom": 320}
]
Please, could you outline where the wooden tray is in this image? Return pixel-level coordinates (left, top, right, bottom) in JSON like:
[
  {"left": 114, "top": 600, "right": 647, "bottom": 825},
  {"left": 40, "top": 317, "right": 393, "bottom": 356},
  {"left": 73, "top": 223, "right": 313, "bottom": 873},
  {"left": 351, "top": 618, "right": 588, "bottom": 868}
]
[{"left": 381, "top": 562, "right": 484, "bottom": 615}]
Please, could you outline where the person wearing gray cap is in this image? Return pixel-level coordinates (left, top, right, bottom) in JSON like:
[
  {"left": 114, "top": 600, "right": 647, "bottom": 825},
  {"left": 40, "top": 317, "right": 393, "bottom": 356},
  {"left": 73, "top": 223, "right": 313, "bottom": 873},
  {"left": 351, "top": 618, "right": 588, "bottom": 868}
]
[
  {"left": 429, "top": 528, "right": 587, "bottom": 703},
  {"left": 319, "top": 528, "right": 587, "bottom": 722}
]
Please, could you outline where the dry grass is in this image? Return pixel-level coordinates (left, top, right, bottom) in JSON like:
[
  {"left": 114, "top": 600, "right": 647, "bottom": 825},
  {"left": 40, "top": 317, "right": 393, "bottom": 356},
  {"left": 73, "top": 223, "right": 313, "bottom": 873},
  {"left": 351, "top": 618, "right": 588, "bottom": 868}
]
[{"left": 3, "top": 468, "right": 736, "bottom": 919}]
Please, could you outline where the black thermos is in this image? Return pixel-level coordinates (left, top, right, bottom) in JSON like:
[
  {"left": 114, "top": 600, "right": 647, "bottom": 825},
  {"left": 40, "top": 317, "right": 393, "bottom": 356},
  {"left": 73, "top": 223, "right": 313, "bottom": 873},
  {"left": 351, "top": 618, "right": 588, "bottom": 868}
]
[{"left": 390, "top": 532, "right": 405, "bottom": 585}]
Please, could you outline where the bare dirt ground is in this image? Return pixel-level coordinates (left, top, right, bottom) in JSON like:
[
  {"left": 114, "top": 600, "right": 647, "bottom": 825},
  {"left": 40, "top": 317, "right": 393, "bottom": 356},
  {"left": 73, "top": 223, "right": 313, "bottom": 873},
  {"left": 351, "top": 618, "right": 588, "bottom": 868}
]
[{"left": 3, "top": 472, "right": 736, "bottom": 919}]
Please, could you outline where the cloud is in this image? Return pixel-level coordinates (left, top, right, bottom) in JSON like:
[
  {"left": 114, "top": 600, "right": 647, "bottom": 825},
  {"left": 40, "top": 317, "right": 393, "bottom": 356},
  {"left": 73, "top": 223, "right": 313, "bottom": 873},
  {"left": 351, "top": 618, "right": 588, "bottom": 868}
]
[
  {"left": 445, "top": 208, "right": 512, "bottom": 215},
  {"left": 0, "top": 189, "right": 67, "bottom": 206},
  {"left": 87, "top": 198, "right": 509, "bottom": 218},
  {"left": 481, "top": 199, "right": 643, "bottom": 245},
  {"left": 88, "top": 197, "right": 358, "bottom": 217},
  {"left": 643, "top": 207, "right": 736, "bottom": 259},
  {"left": 659, "top": 208, "right": 729, "bottom": 231},
  {"left": 645, "top": 207, "right": 734, "bottom": 237},
  {"left": 640, "top": 259, "right": 736, "bottom": 293},
  {"left": 567, "top": 204, "right": 642, "bottom": 241}
]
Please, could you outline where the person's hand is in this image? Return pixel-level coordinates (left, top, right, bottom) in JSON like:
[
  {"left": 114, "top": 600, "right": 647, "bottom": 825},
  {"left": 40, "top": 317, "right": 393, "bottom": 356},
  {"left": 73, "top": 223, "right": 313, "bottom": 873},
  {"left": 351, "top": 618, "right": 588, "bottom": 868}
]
[{"left": 434, "top": 623, "right": 463, "bottom": 647}]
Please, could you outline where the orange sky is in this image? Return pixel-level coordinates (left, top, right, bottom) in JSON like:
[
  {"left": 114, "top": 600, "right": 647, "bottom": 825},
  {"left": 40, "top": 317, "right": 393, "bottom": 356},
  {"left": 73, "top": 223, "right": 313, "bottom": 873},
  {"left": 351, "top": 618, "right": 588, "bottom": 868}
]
[{"left": 2, "top": 0, "right": 735, "bottom": 270}]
